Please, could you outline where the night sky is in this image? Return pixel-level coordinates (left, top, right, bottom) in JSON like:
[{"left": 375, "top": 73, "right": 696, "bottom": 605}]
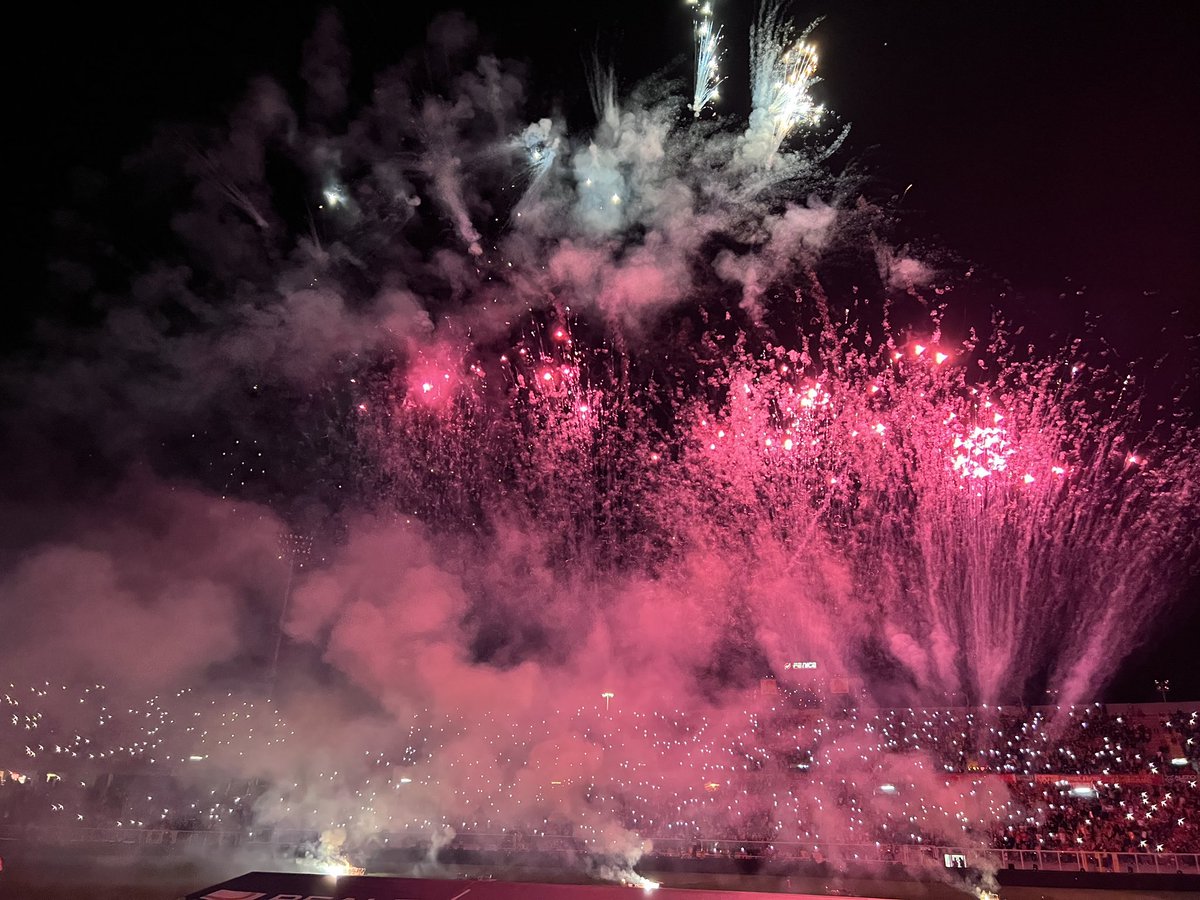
[{"left": 9, "top": 1, "right": 1200, "bottom": 701}]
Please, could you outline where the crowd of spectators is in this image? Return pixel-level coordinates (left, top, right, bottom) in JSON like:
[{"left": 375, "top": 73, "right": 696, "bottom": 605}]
[{"left": 3, "top": 682, "right": 1198, "bottom": 857}]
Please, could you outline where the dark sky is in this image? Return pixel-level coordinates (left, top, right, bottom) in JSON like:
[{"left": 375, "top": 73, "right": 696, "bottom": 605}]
[{"left": 12, "top": 1, "right": 1200, "bottom": 701}]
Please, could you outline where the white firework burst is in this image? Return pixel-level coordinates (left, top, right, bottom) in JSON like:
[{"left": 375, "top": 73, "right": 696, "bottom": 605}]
[
  {"left": 688, "top": 1, "right": 725, "bottom": 118},
  {"left": 747, "top": 4, "right": 825, "bottom": 162}
]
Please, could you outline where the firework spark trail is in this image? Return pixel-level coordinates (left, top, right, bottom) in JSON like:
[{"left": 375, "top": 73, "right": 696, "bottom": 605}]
[
  {"left": 745, "top": 5, "right": 825, "bottom": 164},
  {"left": 688, "top": 1, "right": 725, "bottom": 118},
  {"left": 355, "top": 299, "right": 1199, "bottom": 714}
]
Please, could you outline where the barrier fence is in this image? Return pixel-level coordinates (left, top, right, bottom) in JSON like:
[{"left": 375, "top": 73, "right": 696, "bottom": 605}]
[{"left": 1, "top": 825, "right": 1197, "bottom": 876}]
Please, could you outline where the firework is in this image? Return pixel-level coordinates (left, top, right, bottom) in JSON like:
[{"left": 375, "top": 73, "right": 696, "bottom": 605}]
[
  {"left": 7, "top": 5, "right": 1198, "bottom": 888},
  {"left": 746, "top": 5, "right": 825, "bottom": 163},
  {"left": 688, "top": 1, "right": 725, "bottom": 118}
]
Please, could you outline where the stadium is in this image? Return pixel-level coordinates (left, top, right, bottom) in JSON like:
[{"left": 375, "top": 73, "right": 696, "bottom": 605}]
[{"left": 2, "top": 683, "right": 1199, "bottom": 897}]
